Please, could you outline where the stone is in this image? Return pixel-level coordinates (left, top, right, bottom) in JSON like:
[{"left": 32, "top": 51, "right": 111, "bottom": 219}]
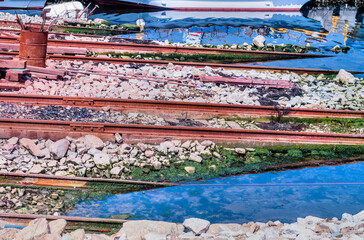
[
  {"left": 119, "top": 220, "right": 183, "bottom": 240},
  {"left": 235, "top": 148, "right": 246, "bottom": 154},
  {"left": 152, "top": 161, "right": 162, "bottom": 170},
  {"left": 70, "top": 229, "right": 85, "bottom": 240},
  {"left": 20, "top": 138, "right": 45, "bottom": 157},
  {"left": 144, "top": 233, "right": 167, "bottom": 240},
  {"left": 93, "top": 153, "right": 110, "bottom": 169},
  {"left": 49, "top": 139, "right": 69, "bottom": 160},
  {"left": 353, "top": 210, "right": 364, "bottom": 223},
  {"left": 0, "top": 228, "right": 20, "bottom": 240},
  {"left": 115, "top": 133, "right": 123, "bottom": 144},
  {"left": 226, "top": 121, "right": 241, "bottom": 129},
  {"left": 29, "top": 165, "right": 44, "bottom": 174},
  {"left": 145, "top": 150, "right": 154, "bottom": 158},
  {"left": 15, "top": 218, "right": 50, "bottom": 240},
  {"left": 184, "top": 166, "right": 195, "bottom": 174},
  {"left": 315, "top": 224, "right": 331, "bottom": 233},
  {"left": 201, "top": 140, "right": 214, "bottom": 147},
  {"left": 181, "top": 141, "right": 191, "bottom": 149},
  {"left": 110, "top": 167, "right": 122, "bottom": 176},
  {"left": 84, "top": 135, "right": 104, "bottom": 150},
  {"left": 335, "top": 69, "right": 356, "bottom": 83},
  {"left": 189, "top": 153, "right": 202, "bottom": 163},
  {"left": 7, "top": 137, "right": 19, "bottom": 145},
  {"left": 183, "top": 218, "right": 210, "bottom": 236},
  {"left": 342, "top": 213, "right": 354, "bottom": 223},
  {"left": 264, "top": 228, "right": 279, "bottom": 239},
  {"left": 206, "top": 224, "right": 242, "bottom": 235},
  {"left": 49, "top": 219, "right": 67, "bottom": 235},
  {"left": 252, "top": 35, "right": 265, "bottom": 48},
  {"left": 39, "top": 234, "right": 62, "bottom": 240}
]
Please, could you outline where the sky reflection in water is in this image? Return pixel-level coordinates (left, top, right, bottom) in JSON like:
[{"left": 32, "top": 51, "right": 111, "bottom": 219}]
[{"left": 68, "top": 163, "right": 364, "bottom": 223}]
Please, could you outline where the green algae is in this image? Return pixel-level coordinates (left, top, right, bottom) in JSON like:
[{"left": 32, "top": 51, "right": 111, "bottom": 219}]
[
  {"left": 54, "top": 24, "right": 140, "bottom": 36},
  {"left": 125, "top": 145, "right": 364, "bottom": 183},
  {"left": 222, "top": 116, "right": 364, "bottom": 134},
  {"left": 100, "top": 51, "right": 305, "bottom": 64}
]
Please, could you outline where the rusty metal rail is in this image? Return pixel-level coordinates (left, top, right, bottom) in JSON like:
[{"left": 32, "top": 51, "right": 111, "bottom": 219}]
[
  {"left": 0, "top": 171, "right": 177, "bottom": 187},
  {"left": 0, "top": 51, "right": 361, "bottom": 75},
  {"left": 47, "top": 55, "right": 363, "bottom": 75},
  {"left": 0, "top": 118, "right": 362, "bottom": 145},
  {"left": 0, "top": 212, "right": 127, "bottom": 224},
  {"left": 0, "top": 35, "right": 331, "bottom": 59},
  {"left": 0, "top": 93, "right": 362, "bottom": 119}
]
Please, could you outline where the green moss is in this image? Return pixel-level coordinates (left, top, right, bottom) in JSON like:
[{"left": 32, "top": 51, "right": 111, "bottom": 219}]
[
  {"left": 125, "top": 145, "right": 364, "bottom": 183},
  {"left": 99, "top": 51, "right": 312, "bottom": 64}
]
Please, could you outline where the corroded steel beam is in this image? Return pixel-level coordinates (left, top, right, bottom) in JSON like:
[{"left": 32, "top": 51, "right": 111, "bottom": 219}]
[
  {"left": 0, "top": 93, "right": 362, "bottom": 119},
  {"left": 0, "top": 118, "right": 362, "bottom": 145}
]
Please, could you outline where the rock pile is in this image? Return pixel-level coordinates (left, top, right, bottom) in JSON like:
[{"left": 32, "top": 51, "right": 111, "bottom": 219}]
[
  {"left": 0, "top": 186, "right": 74, "bottom": 215},
  {"left": 0, "top": 218, "right": 108, "bottom": 240},
  {"left": 0, "top": 102, "right": 170, "bottom": 126},
  {"left": 1, "top": 210, "right": 363, "bottom": 240},
  {"left": 0, "top": 136, "right": 237, "bottom": 180},
  {"left": 111, "top": 211, "right": 364, "bottom": 240},
  {"left": 13, "top": 60, "right": 363, "bottom": 110}
]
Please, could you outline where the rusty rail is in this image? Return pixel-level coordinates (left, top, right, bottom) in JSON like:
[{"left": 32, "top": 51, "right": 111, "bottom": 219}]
[
  {"left": 0, "top": 212, "right": 127, "bottom": 224},
  {"left": 0, "top": 93, "right": 362, "bottom": 119},
  {"left": 0, "top": 51, "right": 361, "bottom": 75},
  {"left": 0, "top": 171, "right": 177, "bottom": 187},
  {"left": 47, "top": 55, "right": 363, "bottom": 75},
  {"left": 0, "top": 35, "right": 331, "bottom": 59},
  {"left": 0, "top": 118, "right": 362, "bottom": 145}
]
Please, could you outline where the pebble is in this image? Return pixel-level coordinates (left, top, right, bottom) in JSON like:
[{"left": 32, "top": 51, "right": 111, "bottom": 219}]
[{"left": 9, "top": 60, "right": 362, "bottom": 111}]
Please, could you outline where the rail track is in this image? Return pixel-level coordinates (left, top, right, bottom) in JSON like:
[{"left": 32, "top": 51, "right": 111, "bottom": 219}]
[
  {"left": 0, "top": 52, "right": 361, "bottom": 75},
  {"left": 0, "top": 213, "right": 126, "bottom": 234},
  {"left": 0, "top": 93, "right": 362, "bottom": 119},
  {"left": 0, "top": 171, "right": 177, "bottom": 189},
  {"left": 0, "top": 35, "right": 331, "bottom": 60},
  {"left": 0, "top": 118, "right": 362, "bottom": 145}
]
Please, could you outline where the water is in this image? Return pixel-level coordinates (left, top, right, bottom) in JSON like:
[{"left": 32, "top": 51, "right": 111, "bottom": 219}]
[
  {"left": 67, "top": 162, "right": 364, "bottom": 223},
  {"left": 3, "top": 4, "right": 363, "bottom": 72},
  {"left": 88, "top": 4, "right": 364, "bottom": 73}
]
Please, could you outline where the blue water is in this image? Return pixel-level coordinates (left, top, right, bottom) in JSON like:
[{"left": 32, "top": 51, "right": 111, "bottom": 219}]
[
  {"left": 3, "top": 5, "right": 364, "bottom": 72},
  {"left": 67, "top": 163, "right": 364, "bottom": 223},
  {"left": 88, "top": 6, "right": 364, "bottom": 73}
]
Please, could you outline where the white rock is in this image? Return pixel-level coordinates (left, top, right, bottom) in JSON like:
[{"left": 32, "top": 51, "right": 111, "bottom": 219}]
[
  {"left": 335, "top": 69, "right": 356, "bottom": 83},
  {"left": 145, "top": 150, "right": 154, "bottom": 158},
  {"left": 93, "top": 153, "right": 110, "bottom": 169},
  {"left": 184, "top": 167, "right": 195, "bottom": 174},
  {"left": 252, "top": 35, "right": 266, "bottom": 48},
  {"left": 84, "top": 135, "right": 104, "bottom": 150},
  {"left": 49, "top": 219, "right": 67, "bottom": 235},
  {"left": 110, "top": 167, "right": 122, "bottom": 175},
  {"left": 144, "top": 232, "right": 167, "bottom": 240},
  {"left": 342, "top": 213, "right": 355, "bottom": 223},
  {"left": 189, "top": 153, "right": 202, "bottom": 163},
  {"left": 353, "top": 210, "right": 364, "bottom": 223},
  {"left": 29, "top": 165, "right": 44, "bottom": 174},
  {"left": 49, "top": 139, "right": 70, "bottom": 160},
  {"left": 183, "top": 218, "right": 210, "bottom": 236},
  {"left": 118, "top": 220, "right": 183, "bottom": 240}
]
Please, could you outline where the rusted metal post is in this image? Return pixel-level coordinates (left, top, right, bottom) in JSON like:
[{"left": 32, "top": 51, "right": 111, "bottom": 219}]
[{"left": 19, "top": 27, "right": 48, "bottom": 68}]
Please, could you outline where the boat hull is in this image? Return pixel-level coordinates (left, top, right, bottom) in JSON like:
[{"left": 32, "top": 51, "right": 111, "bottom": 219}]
[{"left": 94, "top": 0, "right": 308, "bottom": 12}]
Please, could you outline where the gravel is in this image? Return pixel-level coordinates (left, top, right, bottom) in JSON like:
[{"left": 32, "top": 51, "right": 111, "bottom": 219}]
[{"left": 11, "top": 60, "right": 363, "bottom": 111}]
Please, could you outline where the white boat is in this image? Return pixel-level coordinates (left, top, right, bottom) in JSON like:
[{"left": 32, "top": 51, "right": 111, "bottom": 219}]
[
  {"left": 94, "top": 0, "right": 309, "bottom": 12},
  {"left": 44, "top": 1, "right": 85, "bottom": 18}
]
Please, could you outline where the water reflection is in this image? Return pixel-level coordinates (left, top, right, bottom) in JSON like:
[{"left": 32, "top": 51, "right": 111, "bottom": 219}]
[{"left": 67, "top": 163, "right": 364, "bottom": 223}]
